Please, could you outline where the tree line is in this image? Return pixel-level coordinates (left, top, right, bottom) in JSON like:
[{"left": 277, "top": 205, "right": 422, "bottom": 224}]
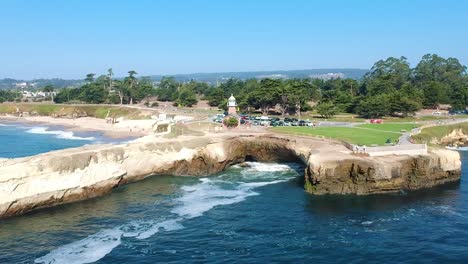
[
  {"left": 49, "top": 54, "right": 467, "bottom": 118},
  {"left": 0, "top": 90, "right": 19, "bottom": 103}
]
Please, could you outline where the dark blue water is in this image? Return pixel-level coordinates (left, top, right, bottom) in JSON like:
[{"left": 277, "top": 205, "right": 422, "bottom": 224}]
[
  {"left": 0, "top": 122, "right": 132, "bottom": 158},
  {"left": 0, "top": 126, "right": 467, "bottom": 263}
]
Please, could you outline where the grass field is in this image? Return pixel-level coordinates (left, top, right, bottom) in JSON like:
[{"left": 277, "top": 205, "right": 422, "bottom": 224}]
[
  {"left": 271, "top": 126, "right": 407, "bottom": 146},
  {"left": 0, "top": 103, "right": 150, "bottom": 119},
  {"left": 412, "top": 122, "right": 468, "bottom": 144},
  {"left": 356, "top": 123, "right": 419, "bottom": 132}
]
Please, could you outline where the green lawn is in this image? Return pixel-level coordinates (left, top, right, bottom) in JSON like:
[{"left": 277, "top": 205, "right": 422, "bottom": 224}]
[
  {"left": 356, "top": 123, "right": 419, "bottom": 132},
  {"left": 0, "top": 103, "right": 150, "bottom": 119},
  {"left": 382, "top": 115, "right": 468, "bottom": 123},
  {"left": 271, "top": 126, "right": 404, "bottom": 146}
]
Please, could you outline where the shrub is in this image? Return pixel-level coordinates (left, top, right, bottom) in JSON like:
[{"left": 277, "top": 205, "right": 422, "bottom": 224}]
[{"left": 223, "top": 116, "right": 239, "bottom": 128}]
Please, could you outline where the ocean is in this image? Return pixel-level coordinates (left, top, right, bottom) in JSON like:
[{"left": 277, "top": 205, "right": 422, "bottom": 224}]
[
  {"left": 0, "top": 121, "right": 131, "bottom": 158},
  {"left": 0, "top": 122, "right": 467, "bottom": 263}
]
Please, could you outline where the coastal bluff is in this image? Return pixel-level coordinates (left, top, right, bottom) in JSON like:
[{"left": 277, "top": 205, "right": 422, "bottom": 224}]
[{"left": 0, "top": 134, "right": 461, "bottom": 218}]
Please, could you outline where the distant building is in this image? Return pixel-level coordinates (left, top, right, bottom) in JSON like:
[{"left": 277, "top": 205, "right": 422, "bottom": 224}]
[
  {"left": 255, "top": 74, "right": 287, "bottom": 79},
  {"left": 15, "top": 82, "right": 28, "bottom": 88},
  {"left": 309, "top": 72, "right": 345, "bottom": 80},
  {"left": 228, "top": 94, "right": 237, "bottom": 115}
]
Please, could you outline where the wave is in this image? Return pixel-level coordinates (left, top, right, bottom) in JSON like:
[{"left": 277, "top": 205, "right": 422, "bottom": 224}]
[
  {"left": 34, "top": 219, "right": 185, "bottom": 264},
  {"left": 35, "top": 228, "right": 124, "bottom": 264},
  {"left": 26, "top": 126, "right": 95, "bottom": 141},
  {"left": 0, "top": 123, "right": 12, "bottom": 127},
  {"left": 35, "top": 162, "right": 297, "bottom": 264},
  {"left": 170, "top": 178, "right": 258, "bottom": 219},
  {"left": 233, "top": 161, "right": 296, "bottom": 172}
]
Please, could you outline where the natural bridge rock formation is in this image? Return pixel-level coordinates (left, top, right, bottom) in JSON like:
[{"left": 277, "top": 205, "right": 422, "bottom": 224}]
[{"left": 0, "top": 134, "right": 461, "bottom": 218}]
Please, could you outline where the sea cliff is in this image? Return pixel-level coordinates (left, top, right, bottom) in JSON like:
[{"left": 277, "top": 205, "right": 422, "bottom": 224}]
[{"left": 0, "top": 134, "right": 461, "bottom": 218}]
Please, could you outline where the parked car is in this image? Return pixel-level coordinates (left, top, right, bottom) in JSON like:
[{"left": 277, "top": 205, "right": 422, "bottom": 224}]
[
  {"left": 449, "top": 110, "right": 464, "bottom": 115},
  {"left": 298, "top": 120, "right": 306, "bottom": 126}
]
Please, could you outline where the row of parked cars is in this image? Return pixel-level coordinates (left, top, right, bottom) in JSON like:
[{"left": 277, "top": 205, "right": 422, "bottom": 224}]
[
  {"left": 266, "top": 117, "right": 314, "bottom": 127},
  {"left": 213, "top": 114, "right": 315, "bottom": 127}
]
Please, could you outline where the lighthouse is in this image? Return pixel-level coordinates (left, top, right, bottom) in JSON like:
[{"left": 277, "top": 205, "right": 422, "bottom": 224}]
[{"left": 227, "top": 94, "right": 237, "bottom": 115}]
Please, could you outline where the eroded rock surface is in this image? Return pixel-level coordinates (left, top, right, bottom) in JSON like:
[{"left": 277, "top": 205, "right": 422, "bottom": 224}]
[{"left": 0, "top": 134, "right": 461, "bottom": 218}]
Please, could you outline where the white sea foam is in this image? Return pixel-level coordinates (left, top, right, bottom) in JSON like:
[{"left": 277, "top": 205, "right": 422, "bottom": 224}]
[
  {"left": 26, "top": 126, "right": 95, "bottom": 141},
  {"left": 0, "top": 123, "right": 12, "bottom": 127},
  {"left": 171, "top": 177, "right": 292, "bottom": 219},
  {"left": 35, "top": 219, "right": 185, "bottom": 264},
  {"left": 36, "top": 162, "right": 294, "bottom": 264},
  {"left": 171, "top": 178, "right": 255, "bottom": 219},
  {"left": 239, "top": 162, "right": 295, "bottom": 172},
  {"left": 34, "top": 228, "right": 124, "bottom": 264},
  {"left": 135, "top": 219, "right": 184, "bottom": 239}
]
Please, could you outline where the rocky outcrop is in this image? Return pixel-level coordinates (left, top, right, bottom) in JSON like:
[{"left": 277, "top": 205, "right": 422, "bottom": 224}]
[
  {"left": 432, "top": 128, "right": 468, "bottom": 147},
  {"left": 0, "top": 134, "right": 462, "bottom": 218},
  {"left": 305, "top": 148, "right": 461, "bottom": 195}
]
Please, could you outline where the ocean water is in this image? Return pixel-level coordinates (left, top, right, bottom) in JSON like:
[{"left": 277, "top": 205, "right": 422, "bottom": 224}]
[
  {"left": 0, "top": 121, "right": 132, "bottom": 158},
  {"left": 0, "top": 125, "right": 468, "bottom": 263}
]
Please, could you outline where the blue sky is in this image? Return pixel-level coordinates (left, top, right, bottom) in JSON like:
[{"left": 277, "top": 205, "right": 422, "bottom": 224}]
[{"left": 1, "top": 0, "right": 467, "bottom": 79}]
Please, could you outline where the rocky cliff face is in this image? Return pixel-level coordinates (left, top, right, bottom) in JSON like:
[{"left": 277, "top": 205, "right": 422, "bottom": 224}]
[
  {"left": 0, "top": 134, "right": 461, "bottom": 218},
  {"left": 305, "top": 148, "right": 461, "bottom": 195}
]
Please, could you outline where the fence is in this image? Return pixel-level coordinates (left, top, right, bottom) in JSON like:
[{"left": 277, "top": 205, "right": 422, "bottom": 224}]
[{"left": 355, "top": 144, "right": 427, "bottom": 157}]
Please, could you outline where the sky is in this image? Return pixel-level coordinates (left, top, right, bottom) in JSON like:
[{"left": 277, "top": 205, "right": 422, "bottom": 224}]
[{"left": 0, "top": 0, "right": 467, "bottom": 79}]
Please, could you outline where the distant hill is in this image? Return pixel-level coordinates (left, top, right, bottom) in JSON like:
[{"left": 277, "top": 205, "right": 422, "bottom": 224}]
[
  {"left": 150, "top": 69, "right": 368, "bottom": 84},
  {"left": 0, "top": 69, "right": 368, "bottom": 89},
  {"left": 0, "top": 78, "right": 83, "bottom": 90}
]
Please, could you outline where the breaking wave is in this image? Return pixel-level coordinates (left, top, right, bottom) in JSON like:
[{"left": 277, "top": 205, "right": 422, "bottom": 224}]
[
  {"left": 35, "top": 162, "right": 299, "bottom": 264},
  {"left": 26, "top": 126, "right": 95, "bottom": 141}
]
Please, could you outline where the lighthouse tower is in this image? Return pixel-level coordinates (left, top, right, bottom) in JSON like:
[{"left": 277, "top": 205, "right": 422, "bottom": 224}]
[{"left": 228, "top": 94, "right": 237, "bottom": 115}]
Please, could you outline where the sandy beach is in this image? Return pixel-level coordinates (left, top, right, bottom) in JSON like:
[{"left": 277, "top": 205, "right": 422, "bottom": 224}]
[{"left": 0, "top": 115, "right": 153, "bottom": 139}]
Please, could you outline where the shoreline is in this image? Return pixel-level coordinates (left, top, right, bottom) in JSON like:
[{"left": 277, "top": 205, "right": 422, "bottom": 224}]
[
  {"left": 0, "top": 133, "right": 461, "bottom": 219},
  {"left": 0, "top": 115, "right": 150, "bottom": 139}
]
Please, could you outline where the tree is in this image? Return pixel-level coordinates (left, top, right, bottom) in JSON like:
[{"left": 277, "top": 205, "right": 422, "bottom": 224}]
[
  {"left": 316, "top": 102, "right": 337, "bottom": 119},
  {"left": 207, "top": 87, "right": 225, "bottom": 107},
  {"left": 107, "top": 68, "right": 114, "bottom": 91},
  {"left": 388, "top": 91, "right": 420, "bottom": 117},
  {"left": 79, "top": 83, "right": 107, "bottom": 103},
  {"left": 357, "top": 95, "right": 390, "bottom": 118},
  {"left": 115, "top": 80, "right": 126, "bottom": 105},
  {"left": 276, "top": 79, "right": 310, "bottom": 117},
  {"left": 175, "top": 87, "right": 198, "bottom": 107},
  {"left": 42, "top": 85, "right": 55, "bottom": 102},
  {"left": 249, "top": 78, "right": 281, "bottom": 115},
  {"left": 126, "top": 71, "right": 138, "bottom": 104},
  {"left": 85, "top": 73, "right": 95, "bottom": 83},
  {"left": 133, "top": 77, "right": 156, "bottom": 102},
  {"left": 414, "top": 54, "right": 467, "bottom": 108},
  {"left": 364, "top": 56, "right": 411, "bottom": 94},
  {"left": 157, "top": 77, "right": 178, "bottom": 101}
]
